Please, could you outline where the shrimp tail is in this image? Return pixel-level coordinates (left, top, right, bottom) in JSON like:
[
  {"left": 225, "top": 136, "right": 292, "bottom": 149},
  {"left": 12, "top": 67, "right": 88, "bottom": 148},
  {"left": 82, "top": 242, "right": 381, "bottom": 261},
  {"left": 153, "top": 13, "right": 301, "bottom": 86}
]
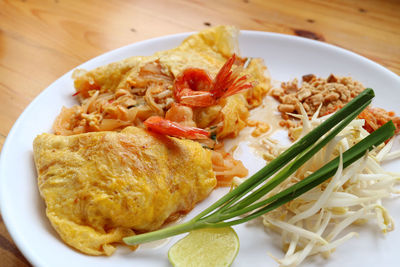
[
  {"left": 221, "top": 75, "right": 255, "bottom": 98},
  {"left": 212, "top": 54, "right": 254, "bottom": 99},
  {"left": 173, "top": 54, "right": 254, "bottom": 107}
]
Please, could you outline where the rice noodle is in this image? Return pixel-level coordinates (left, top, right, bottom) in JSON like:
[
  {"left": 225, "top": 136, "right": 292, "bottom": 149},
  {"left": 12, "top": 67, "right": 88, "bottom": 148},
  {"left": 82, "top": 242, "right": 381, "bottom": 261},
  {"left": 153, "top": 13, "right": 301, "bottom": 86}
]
[{"left": 144, "top": 84, "right": 165, "bottom": 116}]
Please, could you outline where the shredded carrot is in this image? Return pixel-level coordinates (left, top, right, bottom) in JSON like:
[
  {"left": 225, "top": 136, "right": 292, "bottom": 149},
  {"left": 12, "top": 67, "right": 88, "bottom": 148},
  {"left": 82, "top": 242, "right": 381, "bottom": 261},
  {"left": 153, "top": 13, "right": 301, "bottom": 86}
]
[
  {"left": 358, "top": 107, "right": 400, "bottom": 134},
  {"left": 323, "top": 105, "right": 399, "bottom": 135}
]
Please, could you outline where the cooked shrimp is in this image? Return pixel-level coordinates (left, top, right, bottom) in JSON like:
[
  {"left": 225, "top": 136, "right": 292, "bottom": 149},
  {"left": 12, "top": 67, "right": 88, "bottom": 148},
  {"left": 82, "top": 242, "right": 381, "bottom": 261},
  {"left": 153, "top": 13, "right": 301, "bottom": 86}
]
[
  {"left": 174, "top": 54, "right": 253, "bottom": 107},
  {"left": 144, "top": 116, "right": 210, "bottom": 139},
  {"left": 165, "top": 103, "right": 197, "bottom": 127},
  {"left": 173, "top": 68, "right": 214, "bottom": 107}
]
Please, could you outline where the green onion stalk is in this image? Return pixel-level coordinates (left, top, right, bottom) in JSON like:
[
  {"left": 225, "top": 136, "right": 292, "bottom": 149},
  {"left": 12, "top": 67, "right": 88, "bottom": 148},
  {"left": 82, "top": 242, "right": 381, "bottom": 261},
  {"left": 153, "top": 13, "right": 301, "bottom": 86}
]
[{"left": 124, "top": 88, "right": 396, "bottom": 245}]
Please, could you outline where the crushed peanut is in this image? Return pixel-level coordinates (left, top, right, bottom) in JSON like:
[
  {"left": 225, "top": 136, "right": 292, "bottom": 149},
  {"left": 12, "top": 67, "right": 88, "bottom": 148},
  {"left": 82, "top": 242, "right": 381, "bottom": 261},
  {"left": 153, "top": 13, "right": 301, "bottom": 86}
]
[
  {"left": 271, "top": 74, "right": 366, "bottom": 140},
  {"left": 247, "top": 120, "right": 270, "bottom": 137},
  {"left": 271, "top": 74, "right": 365, "bottom": 119}
]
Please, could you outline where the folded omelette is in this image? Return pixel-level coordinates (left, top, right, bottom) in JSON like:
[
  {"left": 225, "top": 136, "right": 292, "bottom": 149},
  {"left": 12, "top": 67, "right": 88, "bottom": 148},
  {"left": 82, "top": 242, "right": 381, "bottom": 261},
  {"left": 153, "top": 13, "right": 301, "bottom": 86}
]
[{"left": 33, "top": 127, "right": 216, "bottom": 255}]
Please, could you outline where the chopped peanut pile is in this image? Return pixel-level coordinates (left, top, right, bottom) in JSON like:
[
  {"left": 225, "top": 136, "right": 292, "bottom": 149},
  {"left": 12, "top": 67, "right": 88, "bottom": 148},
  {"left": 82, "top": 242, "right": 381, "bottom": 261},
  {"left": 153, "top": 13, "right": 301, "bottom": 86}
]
[
  {"left": 271, "top": 74, "right": 365, "bottom": 120},
  {"left": 272, "top": 74, "right": 400, "bottom": 140}
]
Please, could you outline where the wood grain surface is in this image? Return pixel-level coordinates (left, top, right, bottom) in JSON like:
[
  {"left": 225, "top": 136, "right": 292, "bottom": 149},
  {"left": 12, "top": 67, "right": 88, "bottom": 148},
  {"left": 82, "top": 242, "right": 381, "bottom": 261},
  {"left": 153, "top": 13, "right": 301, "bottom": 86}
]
[{"left": 0, "top": 0, "right": 399, "bottom": 265}]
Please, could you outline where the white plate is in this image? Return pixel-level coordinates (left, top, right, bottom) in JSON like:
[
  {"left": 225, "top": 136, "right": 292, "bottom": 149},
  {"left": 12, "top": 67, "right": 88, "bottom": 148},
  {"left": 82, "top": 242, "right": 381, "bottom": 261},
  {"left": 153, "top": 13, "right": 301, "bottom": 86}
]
[{"left": 1, "top": 30, "right": 399, "bottom": 267}]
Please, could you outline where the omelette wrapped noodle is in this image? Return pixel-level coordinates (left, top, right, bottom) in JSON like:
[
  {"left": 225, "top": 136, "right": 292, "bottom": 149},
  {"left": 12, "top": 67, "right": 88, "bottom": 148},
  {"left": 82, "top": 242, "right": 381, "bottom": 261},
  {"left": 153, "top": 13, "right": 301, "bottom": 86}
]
[
  {"left": 243, "top": 105, "right": 400, "bottom": 266},
  {"left": 33, "top": 127, "right": 217, "bottom": 256},
  {"left": 53, "top": 26, "right": 270, "bottom": 185}
]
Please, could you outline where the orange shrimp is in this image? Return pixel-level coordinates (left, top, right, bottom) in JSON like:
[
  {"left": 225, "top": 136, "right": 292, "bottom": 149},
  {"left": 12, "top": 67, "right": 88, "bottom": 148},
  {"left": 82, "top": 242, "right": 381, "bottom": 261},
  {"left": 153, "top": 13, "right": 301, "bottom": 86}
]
[
  {"left": 174, "top": 54, "right": 253, "bottom": 107},
  {"left": 144, "top": 116, "right": 210, "bottom": 139}
]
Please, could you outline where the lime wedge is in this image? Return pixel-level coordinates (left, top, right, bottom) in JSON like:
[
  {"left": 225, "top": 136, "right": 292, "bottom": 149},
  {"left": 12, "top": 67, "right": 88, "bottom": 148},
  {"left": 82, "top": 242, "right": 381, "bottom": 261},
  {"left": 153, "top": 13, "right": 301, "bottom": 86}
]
[{"left": 168, "top": 227, "right": 239, "bottom": 267}]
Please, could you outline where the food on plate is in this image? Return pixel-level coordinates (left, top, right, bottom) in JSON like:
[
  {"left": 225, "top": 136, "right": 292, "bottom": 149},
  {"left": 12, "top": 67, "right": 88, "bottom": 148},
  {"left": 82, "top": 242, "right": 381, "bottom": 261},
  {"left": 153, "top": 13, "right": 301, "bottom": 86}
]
[
  {"left": 33, "top": 126, "right": 216, "bottom": 255},
  {"left": 52, "top": 25, "right": 270, "bottom": 185},
  {"left": 143, "top": 116, "right": 210, "bottom": 139},
  {"left": 31, "top": 25, "right": 399, "bottom": 266},
  {"left": 271, "top": 74, "right": 365, "bottom": 120},
  {"left": 247, "top": 119, "right": 271, "bottom": 137},
  {"left": 53, "top": 25, "right": 270, "bottom": 141},
  {"left": 357, "top": 106, "right": 400, "bottom": 134},
  {"left": 272, "top": 74, "right": 400, "bottom": 140},
  {"left": 168, "top": 227, "right": 239, "bottom": 267},
  {"left": 125, "top": 90, "right": 396, "bottom": 255},
  {"left": 33, "top": 25, "right": 270, "bottom": 256},
  {"left": 254, "top": 98, "right": 400, "bottom": 266}
]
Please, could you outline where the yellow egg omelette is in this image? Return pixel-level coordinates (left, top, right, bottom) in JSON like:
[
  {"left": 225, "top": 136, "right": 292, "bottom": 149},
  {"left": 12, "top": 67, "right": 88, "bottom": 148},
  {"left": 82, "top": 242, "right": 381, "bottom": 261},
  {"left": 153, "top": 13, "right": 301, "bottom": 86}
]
[{"left": 33, "top": 127, "right": 216, "bottom": 255}]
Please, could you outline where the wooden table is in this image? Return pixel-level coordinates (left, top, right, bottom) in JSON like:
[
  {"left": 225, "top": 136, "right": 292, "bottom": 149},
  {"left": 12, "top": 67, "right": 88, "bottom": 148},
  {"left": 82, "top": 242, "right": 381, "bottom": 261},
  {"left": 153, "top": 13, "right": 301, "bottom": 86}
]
[{"left": 0, "top": 0, "right": 399, "bottom": 265}]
